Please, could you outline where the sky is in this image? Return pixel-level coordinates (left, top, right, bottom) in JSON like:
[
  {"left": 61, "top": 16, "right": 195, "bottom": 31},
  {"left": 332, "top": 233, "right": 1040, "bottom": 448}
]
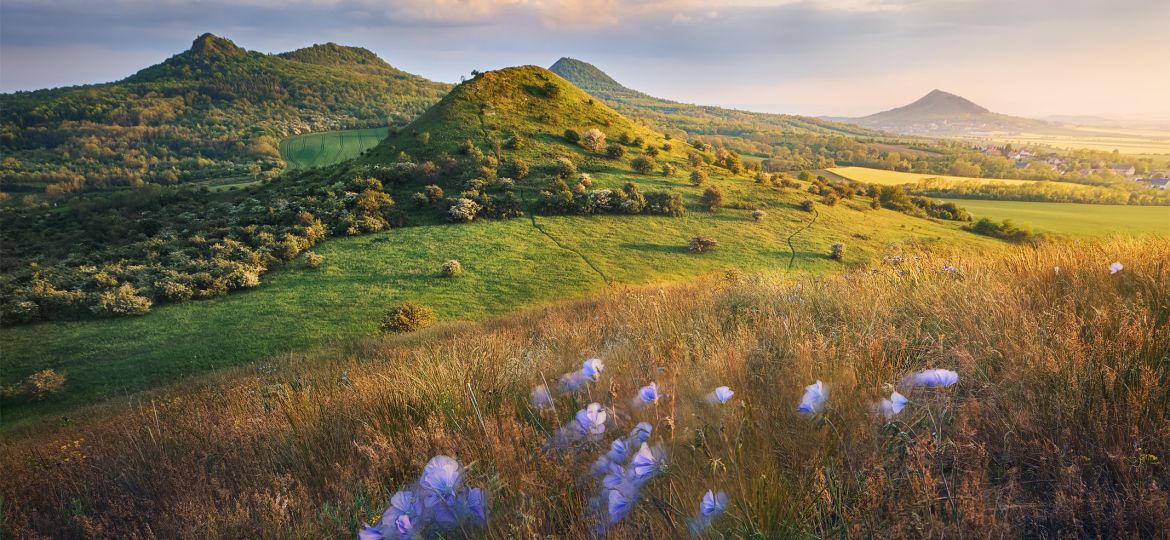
[{"left": 2, "top": 0, "right": 1168, "bottom": 118}]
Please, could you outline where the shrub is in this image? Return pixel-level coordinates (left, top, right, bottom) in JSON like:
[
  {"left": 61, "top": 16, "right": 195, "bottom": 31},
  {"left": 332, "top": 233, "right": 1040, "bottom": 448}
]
[
  {"left": 304, "top": 251, "right": 324, "bottom": 268},
  {"left": 687, "top": 152, "right": 704, "bottom": 167},
  {"left": 418, "top": 132, "right": 431, "bottom": 145},
  {"left": 662, "top": 143, "right": 672, "bottom": 151},
  {"left": 605, "top": 144, "right": 626, "bottom": 160},
  {"left": 554, "top": 156, "right": 577, "bottom": 179},
  {"left": 661, "top": 163, "right": 677, "bottom": 176},
  {"left": 690, "top": 169, "right": 707, "bottom": 186},
  {"left": 92, "top": 284, "right": 152, "bottom": 317},
  {"left": 688, "top": 235, "right": 719, "bottom": 253},
  {"left": 799, "top": 200, "right": 815, "bottom": 212},
  {"left": 380, "top": 302, "right": 436, "bottom": 333},
  {"left": 631, "top": 156, "right": 657, "bottom": 174},
  {"left": 751, "top": 209, "right": 766, "bottom": 221},
  {"left": 507, "top": 158, "right": 530, "bottom": 179},
  {"left": 440, "top": 259, "right": 463, "bottom": 278},
  {"left": 618, "top": 132, "right": 633, "bottom": 145},
  {"left": 700, "top": 185, "right": 725, "bottom": 211},
  {"left": 581, "top": 128, "right": 606, "bottom": 152},
  {"left": 448, "top": 198, "right": 481, "bottom": 222},
  {"left": 563, "top": 129, "right": 580, "bottom": 143},
  {"left": 830, "top": 243, "right": 846, "bottom": 261},
  {"left": 965, "top": 218, "right": 1038, "bottom": 243},
  {"left": 644, "top": 145, "right": 659, "bottom": 157},
  {"left": 820, "top": 193, "right": 839, "bottom": 206},
  {"left": 577, "top": 173, "right": 593, "bottom": 188},
  {"left": 18, "top": 369, "right": 66, "bottom": 400},
  {"left": 423, "top": 184, "right": 444, "bottom": 203},
  {"left": 645, "top": 191, "right": 685, "bottom": 216}
]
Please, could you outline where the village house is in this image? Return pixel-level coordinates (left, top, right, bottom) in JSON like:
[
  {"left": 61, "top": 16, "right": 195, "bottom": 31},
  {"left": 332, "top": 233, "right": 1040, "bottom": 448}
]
[{"left": 1110, "top": 164, "right": 1136, "bottom": 176}]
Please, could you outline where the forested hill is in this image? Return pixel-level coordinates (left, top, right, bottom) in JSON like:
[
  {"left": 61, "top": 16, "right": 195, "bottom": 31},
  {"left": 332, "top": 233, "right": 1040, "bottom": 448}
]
[
  {"left": 0, "top": 34, "right": 451, "bottom": 196},
  {"left": 549, "top": 57, "right": 875, "bottom": 141}
]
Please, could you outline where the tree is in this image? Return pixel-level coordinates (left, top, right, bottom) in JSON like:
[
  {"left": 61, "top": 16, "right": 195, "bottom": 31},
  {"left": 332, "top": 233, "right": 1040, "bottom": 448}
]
[
  {"left": 582, "top": 128, "right": 607, "bottom": 152},
  {"left": 700, "top": 185, "right": 725, "bottom": 211},
  {"left": 631, "top": 156, "right": 657, "bottom": 174},
  {"left": 690, "top": 169, "right": 708, "bottom": 186}
]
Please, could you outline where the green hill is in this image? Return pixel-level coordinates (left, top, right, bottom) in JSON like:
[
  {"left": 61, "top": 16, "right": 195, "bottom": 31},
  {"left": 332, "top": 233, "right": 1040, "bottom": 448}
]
[
  {"left": 367, "top": 65, "right": 664, "bottom": 166},
  {"left": 0, "top": 64, "right": 1014, "bottom": 427},
  {"left": 0, "top": 33, "right": 450, "bottom": 195},
  {"left": 549, "top": 57, "right": 870, "bottom": 138}
]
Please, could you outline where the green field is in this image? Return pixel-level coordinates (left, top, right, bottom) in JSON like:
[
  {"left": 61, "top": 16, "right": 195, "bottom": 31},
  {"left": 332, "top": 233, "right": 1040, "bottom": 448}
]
[
  {"left": 828, "top": 166, "right": 1079, "bottom": 188},
  {"left": 941, "top": 199, "right": 1169, "bottom": 236},
  {"left": 279, "top": 127, "right": 388, "bottom": 168},
  {"left": 0, "top": 191, "right": 992, "bottom": 430}
]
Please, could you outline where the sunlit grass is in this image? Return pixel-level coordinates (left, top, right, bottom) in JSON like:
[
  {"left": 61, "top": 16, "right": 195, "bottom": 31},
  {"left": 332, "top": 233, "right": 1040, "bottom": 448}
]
[{"left": 1, "top": 236, "right": 1166, "bottom": 537}]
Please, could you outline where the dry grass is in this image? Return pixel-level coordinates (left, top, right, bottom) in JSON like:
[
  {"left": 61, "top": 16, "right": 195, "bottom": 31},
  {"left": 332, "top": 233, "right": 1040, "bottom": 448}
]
[{"left": 2, "top": 237, "right": 1168, "bottom": 538}]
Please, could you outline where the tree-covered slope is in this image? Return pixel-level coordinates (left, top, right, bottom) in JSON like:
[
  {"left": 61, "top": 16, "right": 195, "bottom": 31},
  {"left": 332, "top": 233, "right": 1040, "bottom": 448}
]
[
  {"left": 0, "top": 34, "right": 450, "bottom": 195},
  {"left": 548, "top": 57, "right": 875, "bottom": 148}
]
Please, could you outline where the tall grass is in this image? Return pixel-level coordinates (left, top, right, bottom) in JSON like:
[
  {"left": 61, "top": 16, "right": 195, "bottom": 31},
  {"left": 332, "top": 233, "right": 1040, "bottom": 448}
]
[{"left": 2, "top": 237, "right": 1167, "bottom": 537}]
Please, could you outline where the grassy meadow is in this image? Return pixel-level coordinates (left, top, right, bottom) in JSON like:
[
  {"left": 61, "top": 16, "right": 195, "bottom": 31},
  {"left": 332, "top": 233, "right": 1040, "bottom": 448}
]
[
  {"left": 942, "top": 199, "right": 1170, "bottom": 236},
  {"left": 279, "top": 127, "right": 389, "bottom": 169},
  {"left": 0, "top": 187, "right": 990, "bottom": 430},
  {"left": 2, "top": 237, "right": 1166, "bottom": 537}
]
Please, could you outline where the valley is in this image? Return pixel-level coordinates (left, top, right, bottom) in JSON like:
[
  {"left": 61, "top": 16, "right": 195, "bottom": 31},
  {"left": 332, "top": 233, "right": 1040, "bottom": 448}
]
[{"left": 1, "top": 16, "right": 1167, "bottom": 538}]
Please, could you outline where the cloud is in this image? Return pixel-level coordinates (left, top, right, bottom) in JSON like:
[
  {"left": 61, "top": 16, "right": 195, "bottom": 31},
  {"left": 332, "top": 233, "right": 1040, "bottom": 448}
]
[{"left": 1, "top": 0, "right": 1167, "bottom": 114}]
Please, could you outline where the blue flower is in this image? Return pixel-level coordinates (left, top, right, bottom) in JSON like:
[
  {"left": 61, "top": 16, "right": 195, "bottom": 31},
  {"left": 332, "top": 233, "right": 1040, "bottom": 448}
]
[
  {"left": 688, "top": 490, "right": 728, "bottom": 535},
  {"left": 531, "top": 384, "right": 552, "bottom": 409},
  {"left": 558, "top": 371, "right": 589, "bottom": 392},
  {"left": 700, "top": 490, "right": 728, "bottom": 518},
  {"left": 420, "top": 456, "right": 463, "bottom": 499},
  {"left": 574, "top": 403, "right": 608, "bottom": 438},
  {"left": 630, "top": 442, "right": 666, "bottom": 484},
  {"left": 606, "top": 438, "right": 629, "bottom": 463},
  {"left": 358, "top": 525, "right": 384, "bottom": 540},
  {"left": 607, "top": 483, "right": 638, "bottom": 525},
  {"left": 797, "top": 380, "right": 827, "bottom": 414},
  {"left": 705, "top": 386, "right": 734, "bottom": 405},
  {"left": 602, "top": 463, "right": 626, "bottom": 490},
  {"left": 632, "top": 382, "right": 659, "bottom": 409},
  {"left": 905, "top": 369, "right": 959, "bottom": 388},
  {"left": 582, "top": 358, "right": 605, "bottom": 381},
  {"left": 461, "top": 487, "right": 487, "bottom": 526},
  {"left": 628, "top": 422, "right": 653, "bottom": 445},
  {"left": 876, "top": 391, "right": 909, "bottom": 420}
]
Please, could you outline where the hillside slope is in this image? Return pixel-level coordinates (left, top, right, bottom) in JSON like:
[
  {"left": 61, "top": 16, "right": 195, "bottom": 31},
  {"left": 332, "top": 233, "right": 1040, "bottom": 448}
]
[
  {"left": 3, "top": 237, "right": 1166, "bottom": 537},
  {"left": 1, "top": 65, "right": 1012, "bottom": 426},
  {"left": 549, "top": 57, "right": 871, "bottom": 139},
  {"left": 0, "top": 33, "right": 450, "bottom": 194}
]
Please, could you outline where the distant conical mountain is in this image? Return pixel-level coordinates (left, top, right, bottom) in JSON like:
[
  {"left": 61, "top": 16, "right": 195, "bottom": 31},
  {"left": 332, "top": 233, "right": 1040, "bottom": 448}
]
[
  {"left": 549, "top": 57, "right": 872, "bottom": 139},
  {"left": 842, "top": 89, "right": 1046, "bottom": 135}
]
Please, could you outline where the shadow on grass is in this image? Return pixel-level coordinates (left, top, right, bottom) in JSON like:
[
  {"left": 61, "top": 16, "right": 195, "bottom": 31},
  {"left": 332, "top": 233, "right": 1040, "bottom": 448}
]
[{"left": 620, "top": 242, "right": 689, "bottom": 254}]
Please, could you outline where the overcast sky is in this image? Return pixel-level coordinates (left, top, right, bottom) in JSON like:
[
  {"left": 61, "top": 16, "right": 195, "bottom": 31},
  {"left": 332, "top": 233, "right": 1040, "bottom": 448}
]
[{"left": 2, "top": 0, "right": 1168, "bottom": 117}]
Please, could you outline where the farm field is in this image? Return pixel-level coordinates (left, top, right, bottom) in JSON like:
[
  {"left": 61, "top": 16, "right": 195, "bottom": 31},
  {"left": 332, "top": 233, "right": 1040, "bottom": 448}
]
[
  {"left": 828, "top": 166, "right": 1083, "bottom": 188},
  {"left": 941, "top": 199, "right": 1170, "bottom": 236},
  {"left": 0, "top": 192, "right": 992, "bottom": 431},
  {"left": 278, "top": 127, "right": 389, "bottom": 168},
  {"left": 987, "top": 126, "right": 1170, "bottom": 155}
]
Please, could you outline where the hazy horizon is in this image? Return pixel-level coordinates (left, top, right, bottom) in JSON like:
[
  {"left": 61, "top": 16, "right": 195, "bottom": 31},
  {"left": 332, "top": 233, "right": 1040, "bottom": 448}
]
[{"left": 2, "top": 0, "right": 1168, "bottom": 119}]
